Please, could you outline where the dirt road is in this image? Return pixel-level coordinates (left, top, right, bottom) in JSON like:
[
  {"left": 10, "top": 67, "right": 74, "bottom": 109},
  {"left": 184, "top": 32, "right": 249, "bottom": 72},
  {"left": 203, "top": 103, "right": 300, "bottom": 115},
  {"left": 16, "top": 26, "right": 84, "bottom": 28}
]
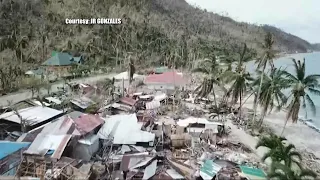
[{"left": 0, "top": 73, "right": 116, "bottom": 106}]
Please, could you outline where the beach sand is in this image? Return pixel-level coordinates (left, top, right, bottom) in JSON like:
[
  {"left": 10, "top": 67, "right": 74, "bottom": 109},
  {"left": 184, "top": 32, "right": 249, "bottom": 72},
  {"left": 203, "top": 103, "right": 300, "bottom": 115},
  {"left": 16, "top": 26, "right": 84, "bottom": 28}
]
[
  {"left": 242, "top": 96, "right": 320, "bottom": 158},
  {"left": 223, "top": 95, "right": 320, "bottom": 175}
]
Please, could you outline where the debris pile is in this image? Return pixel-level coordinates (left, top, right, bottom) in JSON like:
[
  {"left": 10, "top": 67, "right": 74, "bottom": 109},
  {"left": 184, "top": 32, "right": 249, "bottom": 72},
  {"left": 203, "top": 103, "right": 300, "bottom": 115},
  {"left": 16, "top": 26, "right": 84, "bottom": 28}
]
[{"left": 0, "top": 71, "right": 268, "bottom": 179}]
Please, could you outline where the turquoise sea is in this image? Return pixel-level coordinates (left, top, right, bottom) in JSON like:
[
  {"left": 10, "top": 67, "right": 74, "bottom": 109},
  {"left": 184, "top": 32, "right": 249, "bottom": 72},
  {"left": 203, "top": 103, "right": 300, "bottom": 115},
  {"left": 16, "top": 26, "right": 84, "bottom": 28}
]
[{"left": 247, "top": 52, "right": 320, "bottom": 131}]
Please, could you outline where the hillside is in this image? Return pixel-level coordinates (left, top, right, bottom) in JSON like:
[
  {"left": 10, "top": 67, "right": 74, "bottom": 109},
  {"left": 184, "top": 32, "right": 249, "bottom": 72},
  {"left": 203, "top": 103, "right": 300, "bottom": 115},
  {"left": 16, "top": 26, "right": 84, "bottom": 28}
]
[
  {"left": 0, "top": 0, "right": 317, "bottom": 91},
  {"left": 311, "top": 43, "right": 320, "bottom": 51}
]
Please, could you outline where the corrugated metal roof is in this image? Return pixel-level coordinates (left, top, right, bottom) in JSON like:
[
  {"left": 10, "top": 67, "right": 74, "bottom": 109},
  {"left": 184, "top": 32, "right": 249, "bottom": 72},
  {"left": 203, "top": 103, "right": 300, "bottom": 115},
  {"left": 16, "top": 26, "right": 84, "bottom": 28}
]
[
  {"left": 146, "top": 101, "right": 161, "bottom": 110},
  {"left": 73, "top": 114, "right": 104, "bottom": 135},
  {"left": 42, "top": 52, "right": 78, "bottom": 66},
  {"left": 200, "top": 160, "right": 222, "bottom": 179},
  {"left": 40, "top": 116, "right": 76, "bottom": 135},
  {"left": 120, "top": 153, "right": 152, "bottom": 171},
  {"left": 177, "top": 117, "right": 223, "bottom": 127},
  {"left": 70, "top": 97, "right": 95, "bottom": 109},
  {"left": 45, "top": 97, "right": 62, "bottom": 105},
  {"left": 0, "top": 141, "right": 31, "bottom": 159},
  {"left": 143, "top": 160, "right": 157, "bottom": 179},
  {"left": 78, "top": 134, "right": 99, "bottom": 145},
  {"left": 239, "top": 166, "right": 266, "bottom": 179},
  {"left": 97, "top": 114, "right": 155, "bottom": 145},
  {"left": 119, "top": 97, "right": 137, "bottom": 106},
  {"left": 153, "top": 93, "right": 167, "bottom": 101},
  {"left": 144, "top": 71, "right": 186, "bottom": 85},
  {"left": 0, "top": 106, "right": 63, "bottom": 125},
  {"left": 154, "top": 66, "right": 169, "bottom": 74},
  {"left": 24, "top": 134, "right": 72, "bottom": 159}
]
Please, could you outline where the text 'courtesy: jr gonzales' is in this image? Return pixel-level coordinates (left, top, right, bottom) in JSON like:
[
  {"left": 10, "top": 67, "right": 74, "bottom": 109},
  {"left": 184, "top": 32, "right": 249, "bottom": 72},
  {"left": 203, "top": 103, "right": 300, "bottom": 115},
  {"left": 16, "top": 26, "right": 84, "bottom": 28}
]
[{"left": 65, "top": 18, "right": 122, "bottom": 25}]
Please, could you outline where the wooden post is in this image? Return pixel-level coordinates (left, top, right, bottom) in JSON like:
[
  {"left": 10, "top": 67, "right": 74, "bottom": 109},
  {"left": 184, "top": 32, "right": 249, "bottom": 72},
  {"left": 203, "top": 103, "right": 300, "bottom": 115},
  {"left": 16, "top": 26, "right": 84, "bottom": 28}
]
[{"left": 122, "top": 78, "right": 125, "bottom": 97}]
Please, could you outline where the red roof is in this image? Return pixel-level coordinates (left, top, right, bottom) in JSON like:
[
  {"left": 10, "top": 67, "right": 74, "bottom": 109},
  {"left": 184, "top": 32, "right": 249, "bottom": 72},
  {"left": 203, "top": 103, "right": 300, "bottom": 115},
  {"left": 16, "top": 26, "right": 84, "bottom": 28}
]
[
  {"left": 119, "top": 97, "right": 137, "bottom": 106},
  {"left": 144, "top": 71, "right": 186, "bottom": 85},
  {"left": 73, "top": 114, "right": 104, "bottom": 135}
]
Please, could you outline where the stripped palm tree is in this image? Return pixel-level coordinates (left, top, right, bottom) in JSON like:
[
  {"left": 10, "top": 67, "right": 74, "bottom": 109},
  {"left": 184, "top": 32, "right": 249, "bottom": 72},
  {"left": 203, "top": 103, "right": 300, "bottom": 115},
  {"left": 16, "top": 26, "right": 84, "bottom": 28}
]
[
  {"left": 268, "top": 162, "right": 317, "bottom": 180},
  {"left": 192, "top": 56, "right": 227, "bottom": 108},
  {"left": 282, "top": 58, "right": 320, "bottom": 135},
  {"left": 254, "top": 68, "right": 289, "bottom": 127},
  {"left": 252, "top": 32, "right": 276, "bottom": 127},
  {"left": 224, "top": 44, "right": 254, "bottom": 119}
]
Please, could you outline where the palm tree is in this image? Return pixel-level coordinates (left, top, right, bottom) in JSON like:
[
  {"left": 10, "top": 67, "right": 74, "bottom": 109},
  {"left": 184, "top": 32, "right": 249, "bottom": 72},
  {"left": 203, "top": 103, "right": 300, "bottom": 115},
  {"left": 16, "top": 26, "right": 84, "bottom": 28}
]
[
  {"left": 252, "top": 32, "right": 276, "bottom": 127},
  {"left": 282, "top": 58, "right": 320, "bottom": 135},
  {"left": 192, "top": 57, "right": 227, "bottom": 110},
  {"left": 268, "top": 162, "right": 317, "bottom": 180},
  {"left": 254, "top": 68, "right": 289, "bottom": 127},
  {"left": 225, "top": 44, "right": 254, "bottom": 119},
  {"left": 256, "top": 134, "right": 302, "bottom": 168},
  {"left": 256, "top": 134, "right": 286, "bottom": 161}
]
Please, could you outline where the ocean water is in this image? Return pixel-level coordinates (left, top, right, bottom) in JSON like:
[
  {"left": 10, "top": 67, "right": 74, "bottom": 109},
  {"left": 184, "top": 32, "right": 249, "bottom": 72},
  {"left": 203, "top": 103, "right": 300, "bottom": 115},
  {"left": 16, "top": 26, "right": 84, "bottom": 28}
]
[{"left": 246, "top": 52, "right": 320, "bottom": 130}]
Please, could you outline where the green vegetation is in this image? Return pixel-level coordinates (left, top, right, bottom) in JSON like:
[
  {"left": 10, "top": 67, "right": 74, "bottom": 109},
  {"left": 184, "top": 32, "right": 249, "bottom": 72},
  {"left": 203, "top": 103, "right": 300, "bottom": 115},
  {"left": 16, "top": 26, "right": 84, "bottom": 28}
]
[
  {"left": 282, "top": 58, "right": 320, "bottom": 135},
  {"left": 256, "top": 135, "right": 317, "bottom": 180},
  {"left": 0, "top": 0, "right": 317, "bottom": 94},
  {"left": 191, "top": 32, "right": 320, "bottom": 178}
]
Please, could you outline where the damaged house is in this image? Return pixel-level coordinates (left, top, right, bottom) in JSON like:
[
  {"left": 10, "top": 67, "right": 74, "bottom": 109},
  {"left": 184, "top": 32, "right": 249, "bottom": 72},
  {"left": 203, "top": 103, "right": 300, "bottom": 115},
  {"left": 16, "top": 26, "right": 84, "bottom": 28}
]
[
  {"left": 0, "top": 106, "right": 64, "bottom": 139},
  {"left": 97, "top": 114, "right": 155, "bottom": 146}
]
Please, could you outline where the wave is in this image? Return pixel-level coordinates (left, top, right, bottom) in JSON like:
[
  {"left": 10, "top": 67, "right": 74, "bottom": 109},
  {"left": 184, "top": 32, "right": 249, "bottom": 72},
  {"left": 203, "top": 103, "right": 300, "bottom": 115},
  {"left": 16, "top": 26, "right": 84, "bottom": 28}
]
[{"left": 299, "top": 117, "right": 320, "bottom": 133}]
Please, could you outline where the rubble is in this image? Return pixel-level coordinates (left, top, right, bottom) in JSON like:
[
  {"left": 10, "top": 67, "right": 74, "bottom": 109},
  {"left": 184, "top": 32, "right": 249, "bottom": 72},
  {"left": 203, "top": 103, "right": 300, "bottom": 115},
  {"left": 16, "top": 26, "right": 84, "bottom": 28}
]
[{"left": 0, "top": 73, "right": 269, "bottom": 179}]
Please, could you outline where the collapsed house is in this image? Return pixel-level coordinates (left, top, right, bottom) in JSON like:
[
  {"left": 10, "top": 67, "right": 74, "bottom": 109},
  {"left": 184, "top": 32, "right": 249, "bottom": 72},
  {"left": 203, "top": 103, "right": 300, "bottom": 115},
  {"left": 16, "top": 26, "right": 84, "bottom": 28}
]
[
  {"left": 70, "top": 97, "right": 96, "bottom": 112},
  {"left": 0, "top": 71, "right": 271, "bottom": 180},
  {"left": 0, "top": 106, "right": 64, "bottom": 140},
  {"left": 98, "top": 114, "right": 155, "bottom": 146}
]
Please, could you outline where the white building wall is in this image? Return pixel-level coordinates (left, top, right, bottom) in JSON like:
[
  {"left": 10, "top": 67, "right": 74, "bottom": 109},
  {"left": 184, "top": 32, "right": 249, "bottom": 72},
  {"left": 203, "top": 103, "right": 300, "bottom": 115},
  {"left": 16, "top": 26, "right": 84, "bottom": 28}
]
[{"left": 146, "top": 84, "right": 175, "bottom": 90}]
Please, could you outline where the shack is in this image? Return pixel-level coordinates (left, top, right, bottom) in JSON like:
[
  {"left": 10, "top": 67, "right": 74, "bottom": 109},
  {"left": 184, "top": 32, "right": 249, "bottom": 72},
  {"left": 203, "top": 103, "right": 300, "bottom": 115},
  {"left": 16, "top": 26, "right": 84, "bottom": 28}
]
[{"left": 0, "top": 141, "right": 31, "bottom": 175}]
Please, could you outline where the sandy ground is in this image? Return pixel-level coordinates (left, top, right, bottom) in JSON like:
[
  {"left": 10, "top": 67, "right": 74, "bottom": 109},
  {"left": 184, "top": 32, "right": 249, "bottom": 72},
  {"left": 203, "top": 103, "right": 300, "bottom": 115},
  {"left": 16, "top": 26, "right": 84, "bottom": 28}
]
[
  {"left": 239, "top": 96, "right": 320, "bottom": 159},
  {"left": 0, "top": 73, "right": 117, "bottom": 106},
  {"left": 226, "top": 120, "right": 272, "bottom": 165}
]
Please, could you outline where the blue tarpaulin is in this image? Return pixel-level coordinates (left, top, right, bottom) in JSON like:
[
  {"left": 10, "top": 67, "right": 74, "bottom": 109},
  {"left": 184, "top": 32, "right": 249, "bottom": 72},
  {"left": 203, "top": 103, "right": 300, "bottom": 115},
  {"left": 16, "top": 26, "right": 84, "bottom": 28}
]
[{"left": 0, "top": 141, "right": 31, "bottom": 159}]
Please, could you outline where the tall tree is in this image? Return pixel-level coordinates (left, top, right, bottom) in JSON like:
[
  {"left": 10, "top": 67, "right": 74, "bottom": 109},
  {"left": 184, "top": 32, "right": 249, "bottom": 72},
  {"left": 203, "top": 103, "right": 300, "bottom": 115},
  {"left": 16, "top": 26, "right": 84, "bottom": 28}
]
[
  {"left": 225, "top": 44, "right": 254, "bottom": 119},
  {"left": 192, "top": 56, "right": 227, "bottom": 116},
  {"left": 254, "top": 68, "right": 289, "bottom": 127},
  {"left": 252, "top": 32, "right": 276, "bottom": 127},
  {"left": 282, "top": 58, "right": 320, "bottom": 135}
]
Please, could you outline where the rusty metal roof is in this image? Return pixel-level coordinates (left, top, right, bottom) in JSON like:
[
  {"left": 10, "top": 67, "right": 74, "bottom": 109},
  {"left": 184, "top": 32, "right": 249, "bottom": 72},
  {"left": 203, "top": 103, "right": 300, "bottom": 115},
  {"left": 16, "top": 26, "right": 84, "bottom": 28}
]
[
  {"left": 119, "top": 97, "right": 137, "bottom": 106},
  {"left": 72, "top": 114, "right": 104, "bottom": 135},
  {"left": 41, "top": 116, "right": 76, "bottom": 135},
  {"left": 24, "top": 134, "right": 72, "bottom": 159},
  {"left": 39, "top": 112, "right": 103, "bottom": 136}
]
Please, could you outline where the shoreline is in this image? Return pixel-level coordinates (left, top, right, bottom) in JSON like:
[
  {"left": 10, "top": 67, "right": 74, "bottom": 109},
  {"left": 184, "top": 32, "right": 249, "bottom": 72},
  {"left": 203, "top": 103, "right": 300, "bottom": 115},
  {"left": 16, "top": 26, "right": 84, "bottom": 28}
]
[{"left": 242, "top": 96, "right": 320, "bottom": 158}]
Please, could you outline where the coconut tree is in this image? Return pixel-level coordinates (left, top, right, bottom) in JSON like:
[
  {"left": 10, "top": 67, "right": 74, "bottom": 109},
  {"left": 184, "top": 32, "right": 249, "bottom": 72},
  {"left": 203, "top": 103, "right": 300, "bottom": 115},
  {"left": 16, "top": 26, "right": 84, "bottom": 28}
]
[
  {"left": 268, "top": 162, "right": 317, "bottom": 180},
  {"left": 255, "top": 134, "right": 286, "bottom": 161},
  {"left": 256, "top": 134, "right": 302, "bottom": 168},
  {"left": 281, "top": 58, "right": 320, "bottom": 135},
  {"left": 252, "top": 32, "right": 276, "bottom": 126},
  {"left": 254, "top": 68, "right": 290, "bottom": 127},
  {"left": 192, "top": 56, "right": 227, "bottom": 107},
  {"left": 225, "top": 44, "right": 254, "bottom": 119}
]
